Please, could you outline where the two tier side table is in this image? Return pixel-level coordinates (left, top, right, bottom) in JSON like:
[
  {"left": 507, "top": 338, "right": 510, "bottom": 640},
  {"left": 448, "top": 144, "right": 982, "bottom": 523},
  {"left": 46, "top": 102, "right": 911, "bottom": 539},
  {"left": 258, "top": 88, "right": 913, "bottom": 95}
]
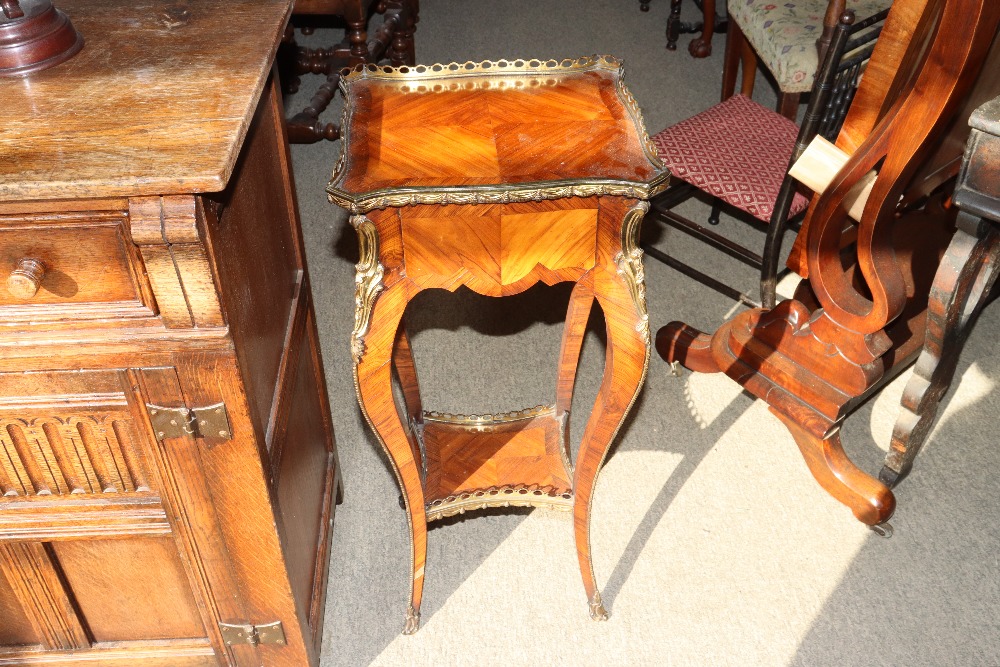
[{"left": 327, "top": 56, "right": 670, "bottom": 634}]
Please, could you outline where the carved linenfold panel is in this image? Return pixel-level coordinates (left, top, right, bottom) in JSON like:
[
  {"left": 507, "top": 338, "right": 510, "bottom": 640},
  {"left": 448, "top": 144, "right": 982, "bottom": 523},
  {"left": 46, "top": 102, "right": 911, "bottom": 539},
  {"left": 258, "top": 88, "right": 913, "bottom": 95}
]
[{"left": 0, "top": 408, "right": 150, "bottom": 498}]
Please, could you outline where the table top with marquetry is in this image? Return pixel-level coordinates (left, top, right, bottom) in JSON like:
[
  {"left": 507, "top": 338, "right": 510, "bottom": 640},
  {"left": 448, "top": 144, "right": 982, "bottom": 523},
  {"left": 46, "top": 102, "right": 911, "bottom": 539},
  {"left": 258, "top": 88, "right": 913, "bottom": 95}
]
[
  {"left": 327, "top": 56, "right": 670, "bottom": 213},
  {"left": 0, "top": 0, "right": 292, "bottom": 203}
]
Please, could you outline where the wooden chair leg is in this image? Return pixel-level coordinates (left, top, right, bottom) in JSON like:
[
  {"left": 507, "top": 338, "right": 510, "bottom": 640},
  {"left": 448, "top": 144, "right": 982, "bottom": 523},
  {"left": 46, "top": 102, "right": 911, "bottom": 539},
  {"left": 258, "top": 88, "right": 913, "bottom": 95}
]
[
  {"left": 667, "top": 0, "right": 683, "bottom": 51},
  {"left": 777, "top": 92, "right": 801, "bottom": 120},
  {"left": 739, "top": 36, "right": 757, "bottom": 98},
  {"left": 882, "top": 212, "right": 1000, "bottom": 486},
  {"left": 721, "top": 17, "right": 743, "bottom": 100},
  {"left": 688, "top": 0, "right": 716, "bottom": 57}
]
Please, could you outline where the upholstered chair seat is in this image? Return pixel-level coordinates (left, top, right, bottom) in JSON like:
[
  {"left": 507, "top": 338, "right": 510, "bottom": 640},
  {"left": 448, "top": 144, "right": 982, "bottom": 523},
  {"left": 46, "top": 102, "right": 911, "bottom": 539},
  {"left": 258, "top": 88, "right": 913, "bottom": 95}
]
[
  {"left": 729, "top": 0, "right": 892, "bottom": 94},
  {"left": 651, "top": 94, "right": 810, "bottom": 222}
]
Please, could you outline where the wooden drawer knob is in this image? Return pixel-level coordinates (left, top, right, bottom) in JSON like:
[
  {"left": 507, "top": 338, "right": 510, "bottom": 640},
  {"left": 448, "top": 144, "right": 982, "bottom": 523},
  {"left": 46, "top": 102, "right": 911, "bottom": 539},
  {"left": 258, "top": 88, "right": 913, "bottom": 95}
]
[{"left": 7, "top": 258, "right": 46, "bottom": 299}]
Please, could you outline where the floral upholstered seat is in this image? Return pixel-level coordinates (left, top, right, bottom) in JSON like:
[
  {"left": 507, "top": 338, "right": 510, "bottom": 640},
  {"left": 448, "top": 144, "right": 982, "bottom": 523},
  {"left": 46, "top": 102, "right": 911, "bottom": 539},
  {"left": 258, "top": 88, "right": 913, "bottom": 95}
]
[{"left": 729, "top": 0, "right": 892, "bottom": 93}]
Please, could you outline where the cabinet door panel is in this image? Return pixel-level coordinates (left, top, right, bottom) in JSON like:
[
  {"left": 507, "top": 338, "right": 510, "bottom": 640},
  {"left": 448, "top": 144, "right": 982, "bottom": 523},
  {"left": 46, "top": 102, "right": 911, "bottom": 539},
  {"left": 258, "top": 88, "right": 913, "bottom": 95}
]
[
  {"left": 50, "top": 538, "right": 206, "bottom": 642},
  {"left": 206, "top": 82, "right": 301, "bottom": 445},
  {"left": 276, "top": 315, "right": 335, "bottom": 627},
  {"left": 0, "top": 568, "right": 40, "bottom": 647}
]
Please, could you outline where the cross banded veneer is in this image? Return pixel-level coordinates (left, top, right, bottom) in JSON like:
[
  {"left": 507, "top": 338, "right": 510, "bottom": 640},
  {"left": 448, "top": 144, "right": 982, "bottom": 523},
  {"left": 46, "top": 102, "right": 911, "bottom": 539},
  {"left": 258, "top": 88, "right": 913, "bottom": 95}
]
[{"left": 327, "top": 56, "right": 670, "bottom": 634}]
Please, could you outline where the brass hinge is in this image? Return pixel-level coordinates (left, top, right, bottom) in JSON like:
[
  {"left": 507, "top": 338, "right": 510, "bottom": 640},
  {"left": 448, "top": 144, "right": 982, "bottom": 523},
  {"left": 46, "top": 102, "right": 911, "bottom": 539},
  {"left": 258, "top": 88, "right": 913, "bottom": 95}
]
[
  {"left": 146, "top": 402, "right": 232, "bottom": 447},
  {"left": 218, "top": 621, "right": 286, "bottom": 647}
]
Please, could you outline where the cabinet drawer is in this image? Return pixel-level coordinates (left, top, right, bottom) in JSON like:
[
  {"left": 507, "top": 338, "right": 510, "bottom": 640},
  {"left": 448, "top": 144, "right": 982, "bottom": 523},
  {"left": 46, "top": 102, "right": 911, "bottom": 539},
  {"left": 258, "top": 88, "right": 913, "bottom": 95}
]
[{"left": 0, "top": 211, "right": 154, "bottom": 320}]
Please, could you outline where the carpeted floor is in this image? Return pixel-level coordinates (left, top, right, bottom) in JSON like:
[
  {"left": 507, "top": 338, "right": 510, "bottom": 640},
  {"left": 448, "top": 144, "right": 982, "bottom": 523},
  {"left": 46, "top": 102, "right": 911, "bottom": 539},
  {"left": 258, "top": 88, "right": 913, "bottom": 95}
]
[{"left": 283, "top": 2, "right": 1000, "bottom": 665}]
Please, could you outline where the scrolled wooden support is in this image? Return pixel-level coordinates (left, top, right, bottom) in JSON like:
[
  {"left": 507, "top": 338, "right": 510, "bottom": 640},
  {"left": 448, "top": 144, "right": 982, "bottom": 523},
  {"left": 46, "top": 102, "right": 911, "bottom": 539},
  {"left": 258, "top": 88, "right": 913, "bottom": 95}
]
[{"left": 788, "top": 135, "right": 877, "bottom": 222}]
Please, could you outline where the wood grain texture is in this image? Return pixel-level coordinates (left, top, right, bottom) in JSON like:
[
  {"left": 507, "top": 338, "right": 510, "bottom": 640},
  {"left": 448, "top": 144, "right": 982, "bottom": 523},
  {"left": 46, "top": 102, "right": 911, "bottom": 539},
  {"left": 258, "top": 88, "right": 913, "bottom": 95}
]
[
  {"left": 337, "top": 62, "right": 660, "bottom": 631},
  {"left": 422, "top": 409, "right": 572, "bottom": 503},
  {"left": 0, "top": 542, "right": 89, "bottom": 651},
  {"left": 0, "top": 0, "right": 293, "bottom": 202},
  {"left": 0, "top": 5, "right": 338, "bottom": 661},
  {"left": 883, "top": 106, "right": 1000, "bottom": 485},
  {"left": 50, "top": 538, "right": 205, "bottom": 642},
  {"left": 0, "top": 371, "right": 151, "bottom": 500},
  {"left": 0, "top": 211, "right": 153, "bottom": 321},
  {"left": 328, "top": 56, "right": 667, "bottom": 212},
  {"left": 659, "top": 0, "right": 1000, "bottom": 529}
]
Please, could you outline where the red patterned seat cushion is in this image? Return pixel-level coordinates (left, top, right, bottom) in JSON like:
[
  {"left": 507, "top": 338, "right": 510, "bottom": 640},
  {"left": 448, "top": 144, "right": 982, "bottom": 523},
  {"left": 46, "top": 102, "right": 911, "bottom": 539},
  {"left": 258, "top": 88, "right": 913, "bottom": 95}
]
[{"left": 651, "top": 94, "right": 809, "bottom": 222}]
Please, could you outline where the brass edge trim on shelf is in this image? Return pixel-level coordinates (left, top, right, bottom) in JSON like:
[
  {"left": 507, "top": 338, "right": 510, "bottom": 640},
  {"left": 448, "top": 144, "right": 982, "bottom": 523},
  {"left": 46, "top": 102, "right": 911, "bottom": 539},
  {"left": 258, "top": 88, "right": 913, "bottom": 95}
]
[
  {"left": 614, "top": 201, "right": 652, "bottom": 344},
  {"left": 326, "top": 55, "right": 672, "bottom": 213},
  {"left": 616, "top": 68, "right": 667, "bottom": 170},
  {"left": 422, "top": 404, "right": 555, "bottom": 425},
  {"left": 425, "top": 485, "right": 573, "bottom": 522},
  {"left": 349, "top": 215, "right": 385, "bottom": 363},
  {"left": 340, "top": 54, "right": 623, "bottom": 83},
  {"left": 328, "top": 176, "right": 671, "bottom": 214}
]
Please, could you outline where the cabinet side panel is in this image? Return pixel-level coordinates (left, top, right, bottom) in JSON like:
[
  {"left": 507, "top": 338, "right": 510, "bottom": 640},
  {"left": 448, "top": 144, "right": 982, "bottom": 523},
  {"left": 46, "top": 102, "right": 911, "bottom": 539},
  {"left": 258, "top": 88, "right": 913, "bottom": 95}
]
[
  {"left": 276, "top": 311, "right": 335, "bottom": 633},
  {"left": 0, "top": 567, "right": 40, "bottom": 647},
  {"left": 50, "top": 538, "right": 206, "bottom": 642},
  {"left": 206, "top": 79, "right": 299, "bottom": 444}
]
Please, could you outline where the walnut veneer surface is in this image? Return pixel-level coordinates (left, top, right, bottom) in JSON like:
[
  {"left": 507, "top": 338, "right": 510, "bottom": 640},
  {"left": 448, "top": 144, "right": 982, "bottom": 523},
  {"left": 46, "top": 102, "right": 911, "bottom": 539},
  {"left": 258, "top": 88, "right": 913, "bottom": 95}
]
[
  {"left": 328, "top": 56, "right": 669, "bottom": 634},
  {"left": 0, "top": 1, "right": 339, "bottom": 665}
]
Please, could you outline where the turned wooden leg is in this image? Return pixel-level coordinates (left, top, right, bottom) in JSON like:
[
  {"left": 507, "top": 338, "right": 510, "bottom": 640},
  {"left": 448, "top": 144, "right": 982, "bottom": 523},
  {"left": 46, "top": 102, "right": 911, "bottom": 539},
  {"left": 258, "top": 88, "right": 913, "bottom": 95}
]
[
  {"left": 882, "top": 212, "right": 1000, "bottom": 486},
  {"left": 557, "top": 276, "right": 596, "bottom": 458},
  {"left": 347, "top": 17, "right": 370, "bottom": 64},
  {"left": 777, "top": 92, "right": 801, "bottom": 120},
  {"left": 573, "top": 267, "right": 650, "bottom": 620},
  {"left": 773, "top": 410, "right": 895, "bottom": 532},
  {"left": 721, "top": 17, "right": 743, "bottom": 100},
  {"left": 354, "top": 281, "right": 427, "bottom": 634},
  {"left": 688, "top": 0, "right": 716, "bottom": 57},
  {"left": 666, "top": 0, "right": 682, "bottom": 51},
  {"left": 739, "top": 36, "right": 757, "bottom": 98},
  {"left": 396, "top": 0, "right": 418, "bottom": 65}
]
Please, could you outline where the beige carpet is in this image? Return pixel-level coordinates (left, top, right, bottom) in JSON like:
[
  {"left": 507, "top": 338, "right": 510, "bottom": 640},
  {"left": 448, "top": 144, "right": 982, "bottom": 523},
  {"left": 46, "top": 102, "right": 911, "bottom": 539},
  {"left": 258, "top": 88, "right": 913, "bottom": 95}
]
[{"left": 284, "top": 1, "right": 1000, "bottom": 665}]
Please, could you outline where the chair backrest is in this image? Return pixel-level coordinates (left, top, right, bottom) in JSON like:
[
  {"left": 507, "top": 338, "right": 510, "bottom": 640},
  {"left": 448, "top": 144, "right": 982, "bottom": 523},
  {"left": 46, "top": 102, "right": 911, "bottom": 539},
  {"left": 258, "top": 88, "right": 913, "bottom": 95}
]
[
  {"left": 761, "top": 7, "right": 890, "bottom": 307},
  {"left": 798, "top": 8, "right": 892, "bottom": 166}
]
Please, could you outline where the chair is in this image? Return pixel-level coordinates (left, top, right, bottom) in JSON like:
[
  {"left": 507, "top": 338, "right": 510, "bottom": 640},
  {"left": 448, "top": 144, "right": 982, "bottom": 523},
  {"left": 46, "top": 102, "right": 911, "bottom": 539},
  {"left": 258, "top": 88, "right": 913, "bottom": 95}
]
[
  {"left": 724, "top": 0, "right": 892, "bottom": 119},
  {"left": 281, "top": 0, "right": 418, "bottom": 143},
  {"left": 642, "top": 6, "right": 889, "bottom": 309}
]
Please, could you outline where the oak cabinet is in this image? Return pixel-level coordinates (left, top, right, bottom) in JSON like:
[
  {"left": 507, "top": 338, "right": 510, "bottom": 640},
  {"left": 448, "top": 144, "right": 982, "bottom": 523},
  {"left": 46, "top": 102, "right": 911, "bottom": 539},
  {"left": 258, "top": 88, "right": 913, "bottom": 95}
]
[{"left": 0, "top": 1, "right": 338, "bottom": 665}]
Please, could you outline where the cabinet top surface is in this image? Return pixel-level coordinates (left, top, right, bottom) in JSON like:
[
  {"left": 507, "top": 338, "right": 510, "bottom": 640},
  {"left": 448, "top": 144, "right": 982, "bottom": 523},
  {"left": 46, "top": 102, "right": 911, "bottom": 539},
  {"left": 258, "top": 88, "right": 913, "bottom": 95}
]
[
  {"left": 326, "top": 56, "right": 670, "bottom": 213},
  {"left": 0, "top": 0, "right": 292, "bottom": 203}
]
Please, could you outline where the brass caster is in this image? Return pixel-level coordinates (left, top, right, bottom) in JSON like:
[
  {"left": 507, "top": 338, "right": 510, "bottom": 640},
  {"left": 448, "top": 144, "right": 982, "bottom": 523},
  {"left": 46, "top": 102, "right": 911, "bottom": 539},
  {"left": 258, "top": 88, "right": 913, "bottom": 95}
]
[
  {"left": 588, "top": 591, "right": 609, "bottom": 621},
  {"left": 669, "top": 361, "right": 683, "bottom": 377},
  {"left": 402, "top": 606, "right": 420, "bottom": 635},
  {"left": 870, "top": 522, "right": 893, "bottom": 539}
]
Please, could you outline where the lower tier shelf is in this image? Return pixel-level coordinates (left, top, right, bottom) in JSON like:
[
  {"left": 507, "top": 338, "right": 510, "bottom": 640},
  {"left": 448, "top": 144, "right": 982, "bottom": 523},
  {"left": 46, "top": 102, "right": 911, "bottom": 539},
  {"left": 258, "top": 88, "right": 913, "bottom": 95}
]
[{"left": 418, "top": 405, "right": 574, "bottom": 522}]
